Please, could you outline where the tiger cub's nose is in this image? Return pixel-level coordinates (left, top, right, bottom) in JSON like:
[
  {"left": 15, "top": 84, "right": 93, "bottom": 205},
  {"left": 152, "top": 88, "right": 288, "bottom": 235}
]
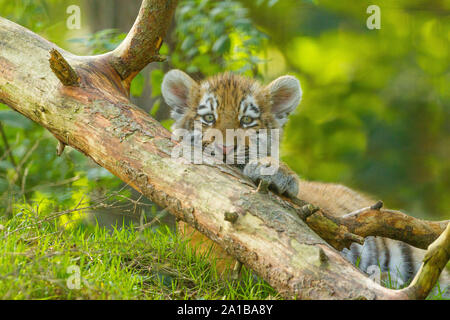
[{"left": 215, "top": 143, "right": 234, "bottom": 155}]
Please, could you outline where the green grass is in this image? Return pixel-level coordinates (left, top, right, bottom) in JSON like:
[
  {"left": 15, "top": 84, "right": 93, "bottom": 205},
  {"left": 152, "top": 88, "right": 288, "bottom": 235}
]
[
  {"left": 377, "top": 264, "right": 448, "bottom": 300},
  {"left": 355, "top": 243, "right": 448, "bottom": 300},
  {"left": 0, "top": 196, "right": 447, "bottom": 300},
  {"left": 0, "top": 201, "right": 278, "bottom": 299}
]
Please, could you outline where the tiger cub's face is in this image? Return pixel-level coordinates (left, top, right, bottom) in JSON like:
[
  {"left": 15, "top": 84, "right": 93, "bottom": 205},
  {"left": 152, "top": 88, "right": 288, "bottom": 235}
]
[{"left": 161, "top": 70, "right": 302, "bottom": 163}]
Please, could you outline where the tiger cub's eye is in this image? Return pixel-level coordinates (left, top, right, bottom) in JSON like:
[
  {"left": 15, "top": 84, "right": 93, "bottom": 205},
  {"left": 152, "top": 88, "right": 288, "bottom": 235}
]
[
  {"left": 241, "top": 116, "right": 253, "bottom": 125},
  {"left": 202, "top": 114, "right": 215, "bottom": 123}
]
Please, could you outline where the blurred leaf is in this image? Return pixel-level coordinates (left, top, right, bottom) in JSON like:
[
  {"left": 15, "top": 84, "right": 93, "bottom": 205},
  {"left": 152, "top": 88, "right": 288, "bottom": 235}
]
[
  {"left": 0, "top": 111, "right": 32, "bottom": 129},
  {"left": 151, "top": 99, "right": 161, "bottom": 117},
  {"left": 160, "top": 119, "right": 174, "bottom": 131},
  {"left": 150, "top": 69, "right": 164, "bottom": 98},
  {"left": 212, "top": 35, "right": 231, "bottom": 54},
  {"left": 181, "top": 35, "right": 195, "bottom": 51},
  {"left": 130, "top": 72, "right": 145, "bottom": 97},
  {"left": 159, "top": 43, "right": 169, "bottom": 55}
]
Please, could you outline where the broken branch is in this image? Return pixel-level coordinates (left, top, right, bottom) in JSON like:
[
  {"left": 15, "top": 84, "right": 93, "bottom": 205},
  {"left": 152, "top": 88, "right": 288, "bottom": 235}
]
[
  {"left": 48, "top": 49, "right": 79, "bottom": 86},
  {"left": 302, "top": 206, "right": 448, "bottom": 251},
  {"left": 107, "top": 0, "right": 177, "bottom": 84}
]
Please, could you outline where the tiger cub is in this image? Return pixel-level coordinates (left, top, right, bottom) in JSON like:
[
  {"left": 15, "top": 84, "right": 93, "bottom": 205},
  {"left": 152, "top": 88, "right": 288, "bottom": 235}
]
[{"left": 161, "top": 69, "right": 448, "bottom": 292}]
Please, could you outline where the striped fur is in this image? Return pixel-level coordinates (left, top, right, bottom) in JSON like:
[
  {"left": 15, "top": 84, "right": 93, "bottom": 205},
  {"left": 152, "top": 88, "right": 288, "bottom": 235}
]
[
  {"left": 342, "top": 237, "right": 449, "bottom": 296},
  {"left": 162, "top": 70, "right": 449, "bottom": 296},
  {"left": 342, "top": 237, "right": 420, "bottom": 286},
  {"left": 300, "top": 180, "right": 449, "bottom": 293}
]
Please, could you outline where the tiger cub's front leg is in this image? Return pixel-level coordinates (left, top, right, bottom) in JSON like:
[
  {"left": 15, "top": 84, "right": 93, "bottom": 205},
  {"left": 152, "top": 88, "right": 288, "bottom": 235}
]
[
  {"left": 243, "top": 156, "right": 378, "bottom": 216},
  {"left": 243, "top": 156, "right": 299, "bottom": 199}
]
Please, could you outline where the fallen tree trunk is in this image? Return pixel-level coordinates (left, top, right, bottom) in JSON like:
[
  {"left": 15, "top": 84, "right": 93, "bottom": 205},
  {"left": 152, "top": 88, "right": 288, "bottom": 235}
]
[{"left": 0, "top": 0, "right": 448, "bottom": 299}]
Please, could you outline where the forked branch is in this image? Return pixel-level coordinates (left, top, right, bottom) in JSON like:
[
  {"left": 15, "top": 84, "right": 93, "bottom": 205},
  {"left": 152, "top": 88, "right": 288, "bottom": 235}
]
[
  {"left": 301, "top": 204, "right": 448, "bottom": 251},
  {"left": 107, "top": 0, "right": 177, "bottom": 85}
]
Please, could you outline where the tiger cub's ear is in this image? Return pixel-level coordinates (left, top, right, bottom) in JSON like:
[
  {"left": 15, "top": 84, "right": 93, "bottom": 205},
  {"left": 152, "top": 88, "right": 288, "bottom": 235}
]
[
  {"left": 161, "top": 69, "right": 197, "bottom": 120},
  {"left": 266, "top": 75, "right": 302, "bottom": 126}
]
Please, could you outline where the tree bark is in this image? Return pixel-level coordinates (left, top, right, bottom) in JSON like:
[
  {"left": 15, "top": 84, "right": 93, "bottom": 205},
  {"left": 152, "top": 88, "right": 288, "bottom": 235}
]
[{"left": 0, "top": 0, "right": 447, "bottom": 300}]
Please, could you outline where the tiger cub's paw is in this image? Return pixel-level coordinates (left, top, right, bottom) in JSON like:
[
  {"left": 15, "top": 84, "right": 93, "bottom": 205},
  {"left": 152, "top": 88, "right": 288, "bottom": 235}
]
[{"left": 243, "top": 157, "right": 299, "bottom": 198}]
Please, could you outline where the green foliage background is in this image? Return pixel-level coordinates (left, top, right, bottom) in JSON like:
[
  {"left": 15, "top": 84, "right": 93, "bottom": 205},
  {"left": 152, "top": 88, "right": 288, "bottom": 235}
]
[
  {"left": 0, "top": 0, "right": 448, "bottom": 299},
  {"left": 2, "top": 0, "right": 447, "bottom": 219}
]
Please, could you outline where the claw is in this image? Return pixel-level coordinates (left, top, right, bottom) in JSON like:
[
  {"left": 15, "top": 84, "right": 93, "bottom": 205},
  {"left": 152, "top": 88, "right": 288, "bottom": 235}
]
[
  {"left": 243, "top": 157, "right": 299, "bottom": 199},
  {"left": 256, "top": 179, "right": 270, "bottom": 194}
]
